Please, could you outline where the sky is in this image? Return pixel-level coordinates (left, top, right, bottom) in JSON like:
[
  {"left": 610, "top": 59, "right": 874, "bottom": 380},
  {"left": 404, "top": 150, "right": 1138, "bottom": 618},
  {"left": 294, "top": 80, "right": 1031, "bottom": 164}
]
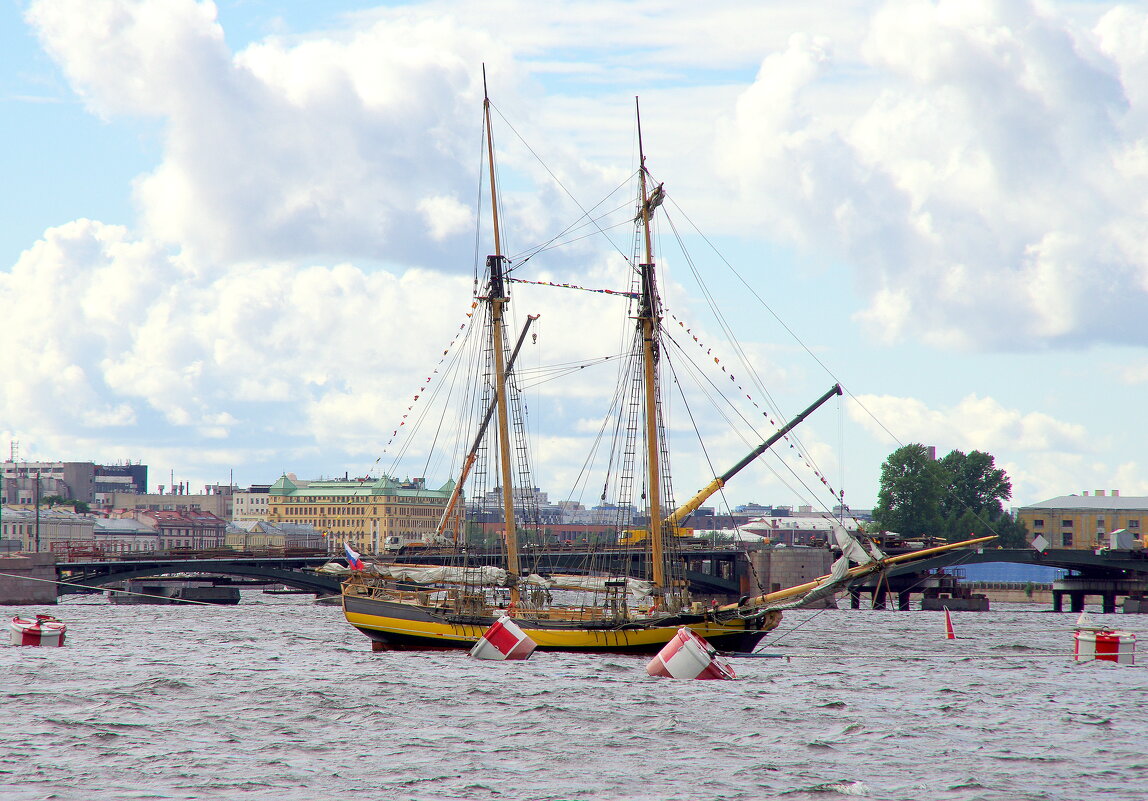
[{"left": 3, "top": 0, "right": 1148, "bottom": 519}]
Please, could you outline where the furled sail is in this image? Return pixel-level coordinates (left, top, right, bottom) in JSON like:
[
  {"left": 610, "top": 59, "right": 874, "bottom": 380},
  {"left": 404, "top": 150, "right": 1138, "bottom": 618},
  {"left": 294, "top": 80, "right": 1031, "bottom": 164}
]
[{"left": 762, "top": 525, "right": 884, "bottom": 612}]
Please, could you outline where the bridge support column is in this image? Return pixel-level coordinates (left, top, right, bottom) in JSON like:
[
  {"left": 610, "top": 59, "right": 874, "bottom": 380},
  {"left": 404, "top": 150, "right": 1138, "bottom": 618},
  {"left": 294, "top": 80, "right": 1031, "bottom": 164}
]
[
  {"left": 849, "top": 589, "right": 860, "bottom": 609},
  {"left": 1103, "top": 592, "right": 1117, "bottom": 614},
  {"left": 0, "top": 554, "right": 57, "bottom": 604},
  {"left": 1052, "top": 591, "right": 1063, "bottom": 613},
  {"left": 1070, "top": 592, "right": 1085, "bottom": 613},
  {"left": 898, "top": 590, "right": 911, "bottom": 611}
]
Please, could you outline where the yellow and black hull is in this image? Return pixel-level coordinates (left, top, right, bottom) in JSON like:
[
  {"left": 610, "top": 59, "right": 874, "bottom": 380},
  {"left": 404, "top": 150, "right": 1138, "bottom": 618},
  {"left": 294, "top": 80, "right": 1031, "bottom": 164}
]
[{"left": 342, "top": 592, "right": 779, "bottom": 654}]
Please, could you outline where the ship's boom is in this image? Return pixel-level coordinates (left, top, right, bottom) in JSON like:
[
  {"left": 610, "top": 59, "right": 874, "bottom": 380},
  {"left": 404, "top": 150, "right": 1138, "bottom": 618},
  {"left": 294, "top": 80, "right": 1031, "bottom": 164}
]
[{"left": 665, "top": 383, "right": 843, "bottom": 527}]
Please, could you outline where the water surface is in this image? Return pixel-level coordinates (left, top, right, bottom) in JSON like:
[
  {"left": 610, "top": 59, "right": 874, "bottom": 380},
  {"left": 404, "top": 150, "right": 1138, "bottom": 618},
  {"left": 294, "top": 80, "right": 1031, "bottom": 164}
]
[{"left": 3, "top": 597, "right": 1145, "bottom": 800}]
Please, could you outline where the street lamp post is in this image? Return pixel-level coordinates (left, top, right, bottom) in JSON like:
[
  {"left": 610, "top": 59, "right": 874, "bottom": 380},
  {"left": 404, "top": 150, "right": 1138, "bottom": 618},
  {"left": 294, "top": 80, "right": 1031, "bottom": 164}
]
[{"left": 34, "top": 475, "right": 41, "bottom": 552}]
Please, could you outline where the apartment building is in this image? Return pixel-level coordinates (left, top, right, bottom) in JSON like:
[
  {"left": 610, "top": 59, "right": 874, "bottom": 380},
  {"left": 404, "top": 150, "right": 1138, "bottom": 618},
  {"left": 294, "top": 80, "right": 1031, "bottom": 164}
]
[
  {"left": 266, "top": 474, "right": 453, "bottom": 554},
  {"left": 1016, "top": 490, "right": 1148, "bottom": 549}
]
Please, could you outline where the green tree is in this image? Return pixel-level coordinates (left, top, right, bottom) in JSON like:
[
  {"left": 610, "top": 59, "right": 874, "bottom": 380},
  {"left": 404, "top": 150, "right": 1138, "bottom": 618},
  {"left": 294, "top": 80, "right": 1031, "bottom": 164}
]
[
  {"left": 37, "top": 495, "right": 89, "bottom": 514},
  {"left": 989, "top": 514, "right": 1028, "bottom": 548},
  {"left": 875, "top": 444, "right": 1026, "bottom": 545},
  {"left": 873, "top": 444, "right": 945, "bottom": 535},
  {"left": 938, "top": 450, "right": 1011, "bottom": 519}
]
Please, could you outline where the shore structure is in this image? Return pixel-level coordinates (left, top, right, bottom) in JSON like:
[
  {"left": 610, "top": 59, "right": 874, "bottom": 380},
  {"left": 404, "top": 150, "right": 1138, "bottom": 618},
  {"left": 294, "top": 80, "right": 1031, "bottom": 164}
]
[{"left": 267, "top": 474, "right": 453, "bottom": 555}]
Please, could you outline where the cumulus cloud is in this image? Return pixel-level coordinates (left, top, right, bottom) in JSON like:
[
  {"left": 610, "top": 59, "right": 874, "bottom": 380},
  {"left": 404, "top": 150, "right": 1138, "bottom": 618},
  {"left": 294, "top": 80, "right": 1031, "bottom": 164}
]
[
  {"left": 12, "top": 0, "right": 1143, "bottom": 508},
  {"left": 850, "top": 392, "right": 1091, "bottom": 452},
  {"left": 26, "top": 0, "right": 514, "bottom": 268},
  {"left": 715, "top": 0, "right": 1148, "bottom": 350},
  {"left": 844, "top": 392, "right": 1142, "bottom": 502},
  {"left": 0, "top": 217, "right": 493, "bottom": 479}
]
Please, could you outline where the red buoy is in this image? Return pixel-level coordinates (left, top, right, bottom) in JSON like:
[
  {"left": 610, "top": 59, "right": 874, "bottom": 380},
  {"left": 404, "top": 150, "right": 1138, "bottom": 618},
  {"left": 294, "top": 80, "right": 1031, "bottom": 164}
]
[
  {"left": 9, "top": 615, "right": 67, "bottom": 647},
  {"left": 646, "top": 627, "right": 736, "bottom": 680},
  {"left": 470, "top": 615, "right": 537, "bottom": 660}
]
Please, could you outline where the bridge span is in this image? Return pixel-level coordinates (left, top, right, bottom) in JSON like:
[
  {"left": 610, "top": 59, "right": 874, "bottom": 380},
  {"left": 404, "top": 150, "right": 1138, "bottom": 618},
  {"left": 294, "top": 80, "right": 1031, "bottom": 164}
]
[
  {"left": 56, "top": 555, "right": 341, "bottom": 596},
  {"left": 876, "top": 547, "right": 1148, "bottom": 613},
  {"left": 53, "top": 547, "right": 747, "bottom": 599},
  {"left": 53, "top": 546, "right": 1148, "bottom": 611}
]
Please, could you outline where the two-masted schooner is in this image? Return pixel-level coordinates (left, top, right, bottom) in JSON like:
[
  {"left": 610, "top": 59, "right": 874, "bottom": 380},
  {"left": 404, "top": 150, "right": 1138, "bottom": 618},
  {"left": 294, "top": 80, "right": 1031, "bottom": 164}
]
[{"left": 338, "top": 84, "right": 992, "bottom": 653}]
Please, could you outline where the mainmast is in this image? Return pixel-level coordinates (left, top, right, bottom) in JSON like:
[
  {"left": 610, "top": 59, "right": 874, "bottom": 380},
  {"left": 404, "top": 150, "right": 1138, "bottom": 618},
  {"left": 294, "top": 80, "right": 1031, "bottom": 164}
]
[
  {"left": 483, "top": 72, "right": 522, "bottom": 603},
  {"left": 635, "top": 98, "right": 667, "bottom": 593}
]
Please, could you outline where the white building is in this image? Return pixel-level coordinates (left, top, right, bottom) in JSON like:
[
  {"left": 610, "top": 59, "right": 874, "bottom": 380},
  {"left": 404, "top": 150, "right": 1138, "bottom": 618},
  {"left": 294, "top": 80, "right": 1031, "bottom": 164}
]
[
  {"left": 93, "top": 517, "right": 160, "bottom": 552},
  {"left": 231, "top": 486, "right": 271, "bottom": 521},
  {"left": 739, "top": 516, "right": 865, "bottom": 546},
  {"left": 226, "top": 520, "right": 325, "bottom": 550},
  {"left": 0, "top": 506, "right": 95, "bottom": 552}
]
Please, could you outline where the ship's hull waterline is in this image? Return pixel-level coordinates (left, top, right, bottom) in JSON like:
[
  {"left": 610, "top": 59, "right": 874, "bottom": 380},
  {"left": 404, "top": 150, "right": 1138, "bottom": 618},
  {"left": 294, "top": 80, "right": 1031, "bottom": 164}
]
[{"left": 343, "top": 593, "right": 779, "bottom": 654}]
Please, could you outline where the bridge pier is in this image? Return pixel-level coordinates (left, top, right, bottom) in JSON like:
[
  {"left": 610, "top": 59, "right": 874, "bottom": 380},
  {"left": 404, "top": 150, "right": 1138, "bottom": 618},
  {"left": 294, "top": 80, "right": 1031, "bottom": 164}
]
[
  {"left": 1052, "top": 576, "right": 1148, "bottom": 615},
  {"left": 742, "top": 547, "right": 835, "bottom": 606},
  {"left": 0, "top": 554, "right": 58, "bottom": 604},
  {"left": 847, "top": 570, "right": 988, "bottom": 611}
]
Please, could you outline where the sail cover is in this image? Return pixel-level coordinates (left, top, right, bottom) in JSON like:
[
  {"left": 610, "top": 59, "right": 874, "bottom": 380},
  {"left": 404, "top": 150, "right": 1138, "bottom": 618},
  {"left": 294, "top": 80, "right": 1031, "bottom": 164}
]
[
  {"left": 833, "top": 524, "right": 882, "bottom": 565},
  {"left": 320, "top": 561, "right": 510, "bottom": 586},
  {"left": 527, "top": 574, "right": 655, "bottom": 597},
  {"left": 378, "top": 565, "right": 510, "bottom": 585}
]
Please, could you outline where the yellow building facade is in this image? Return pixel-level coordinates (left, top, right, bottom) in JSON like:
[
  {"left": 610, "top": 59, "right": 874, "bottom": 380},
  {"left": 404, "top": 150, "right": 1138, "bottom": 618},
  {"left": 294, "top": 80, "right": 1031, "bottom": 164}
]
[
  {"left": 266, "top": 475, "right": 454, "bottom": 554},
  {"left": 1017, "top": 491, "right": 1148, "bottom": 549}
]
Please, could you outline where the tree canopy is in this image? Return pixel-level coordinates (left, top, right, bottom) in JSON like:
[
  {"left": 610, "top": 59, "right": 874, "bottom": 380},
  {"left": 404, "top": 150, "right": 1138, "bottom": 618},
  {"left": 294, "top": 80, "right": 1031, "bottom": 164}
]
[{"left": 874, "top": 444, "right": 1026, "bottom": 546}]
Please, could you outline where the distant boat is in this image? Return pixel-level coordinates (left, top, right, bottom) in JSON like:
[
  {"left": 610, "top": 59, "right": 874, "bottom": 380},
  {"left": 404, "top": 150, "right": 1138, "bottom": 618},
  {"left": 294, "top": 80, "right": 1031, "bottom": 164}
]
[
  {"left": 10, "top": 614, "right": 67, "bottom": 647},
  {"left": 107, "top": 579, "right": 241, "bottom": 605}
]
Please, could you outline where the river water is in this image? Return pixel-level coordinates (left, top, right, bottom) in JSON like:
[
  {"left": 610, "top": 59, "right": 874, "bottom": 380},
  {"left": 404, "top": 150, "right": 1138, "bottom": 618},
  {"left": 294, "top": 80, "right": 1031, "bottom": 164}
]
[{"left": 3, "top": 595, "right": 1146, "bottom": 801}]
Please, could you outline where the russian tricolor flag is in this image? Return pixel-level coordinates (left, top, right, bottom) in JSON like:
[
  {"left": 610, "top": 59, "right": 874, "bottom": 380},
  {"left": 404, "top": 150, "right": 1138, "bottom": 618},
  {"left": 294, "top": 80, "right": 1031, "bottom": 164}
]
[{"left": 345, "top": 542, "right": 365, "bottom": 571}]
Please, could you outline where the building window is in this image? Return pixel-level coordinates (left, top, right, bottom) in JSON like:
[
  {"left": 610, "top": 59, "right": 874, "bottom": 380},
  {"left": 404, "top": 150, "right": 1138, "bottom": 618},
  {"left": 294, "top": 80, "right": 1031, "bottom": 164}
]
[
  {"left": 1063, "top": 532, "right": 1073, "bottom": 547},
  {"left": 1130, "top": 520, "right": 1141, "bottom": 530},
  {"left": 1061, "top": 520, "right": 1073, "bottom": 527},
  {"left": 1032, "top": 519, "right": 1044, "bottom": 527}
]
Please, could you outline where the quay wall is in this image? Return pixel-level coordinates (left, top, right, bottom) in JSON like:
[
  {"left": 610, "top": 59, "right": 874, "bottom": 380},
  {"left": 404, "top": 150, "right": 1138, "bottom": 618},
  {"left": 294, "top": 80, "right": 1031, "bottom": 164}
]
[
  {"left": 747, "top": 547, "right": 834, "bottom": 606},
  {"left": 972, "top": 584, "right": 1052, "bottom": 605},
  {"left": 0, "top": 553, "right": 57, "bottom": 604}
]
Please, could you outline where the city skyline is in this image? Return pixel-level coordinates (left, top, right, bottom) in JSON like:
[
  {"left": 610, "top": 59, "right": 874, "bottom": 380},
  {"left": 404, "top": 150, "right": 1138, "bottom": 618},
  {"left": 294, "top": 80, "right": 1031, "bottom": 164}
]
[{"left": 5, "top": 1, "right": 1148, "bottom": 515}]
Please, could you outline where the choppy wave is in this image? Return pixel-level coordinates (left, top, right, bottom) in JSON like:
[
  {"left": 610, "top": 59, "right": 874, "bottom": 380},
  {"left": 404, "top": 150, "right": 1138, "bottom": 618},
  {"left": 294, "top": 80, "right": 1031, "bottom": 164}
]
[{"left": 2, "top": 599, "right": 1147, "bottom": 800}]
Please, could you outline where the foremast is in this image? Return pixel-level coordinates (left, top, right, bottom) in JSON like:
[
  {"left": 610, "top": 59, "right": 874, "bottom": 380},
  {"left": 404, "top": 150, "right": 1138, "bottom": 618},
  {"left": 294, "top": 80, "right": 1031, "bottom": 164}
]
[
  {"left": 483, "top": 75, "right": 521, "bottom": 605},
  {"left": 635, "top": 99, "right": 672, "bottom": 604}
]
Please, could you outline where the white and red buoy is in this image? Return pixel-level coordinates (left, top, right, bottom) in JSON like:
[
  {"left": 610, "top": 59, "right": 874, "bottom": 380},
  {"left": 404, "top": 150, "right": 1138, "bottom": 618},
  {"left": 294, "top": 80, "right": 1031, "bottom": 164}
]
[
  {"left": 1074, "top": 613, "right": 1135, "bottom": 665},
  {"left": 646, "top": 627, "right": 737, "bottom": 680},
  {"left": 470, "top": 615, "right": 537, "bottom": 661},
  {"left": 944, "top": 607, "right": 956, "bottom": 640},
  {"left": 10, "top": 615, "right": 67, "bottom": 647}
]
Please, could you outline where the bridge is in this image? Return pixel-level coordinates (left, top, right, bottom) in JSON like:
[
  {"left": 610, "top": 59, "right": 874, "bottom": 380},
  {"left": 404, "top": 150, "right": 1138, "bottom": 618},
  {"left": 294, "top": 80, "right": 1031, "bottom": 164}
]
[
  {"left": 52, "top": 546, "right": 745, "bottom": 598},
  {"left": 54, "top": 545, "right": 1147, "bottom": 611},
  {"left": 883, "top": 547, "right": 1148, "bottom": 576},
  {"left": 871, "top": 547, "right": 1148, "bottom": 613},
  {"left": 56, "top": 555, "right": 341, "bottom": 596}
]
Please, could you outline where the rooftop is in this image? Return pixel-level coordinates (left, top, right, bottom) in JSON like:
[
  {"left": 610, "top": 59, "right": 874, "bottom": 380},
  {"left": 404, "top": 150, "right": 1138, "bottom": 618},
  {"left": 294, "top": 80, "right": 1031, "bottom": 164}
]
[
  {"left": 268, "top": 474, "right": 454, "bottom": 498},
  {"left": 1023, "top": 493, "right": 1148, "bottom": 511}
]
